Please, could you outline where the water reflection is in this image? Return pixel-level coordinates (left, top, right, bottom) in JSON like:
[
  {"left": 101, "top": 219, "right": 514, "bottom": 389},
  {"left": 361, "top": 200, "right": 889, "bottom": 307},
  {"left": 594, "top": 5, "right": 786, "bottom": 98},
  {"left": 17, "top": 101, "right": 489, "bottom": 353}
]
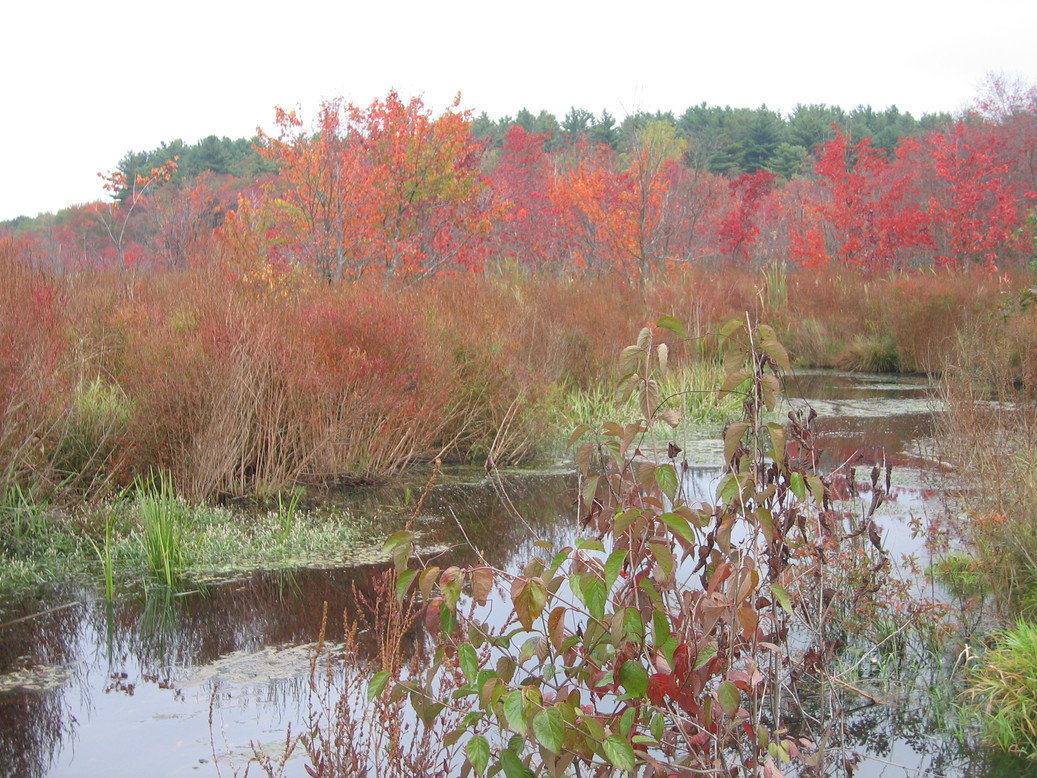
[{"left": 0, "top": 371, "right": 1016, "bottom": 777}]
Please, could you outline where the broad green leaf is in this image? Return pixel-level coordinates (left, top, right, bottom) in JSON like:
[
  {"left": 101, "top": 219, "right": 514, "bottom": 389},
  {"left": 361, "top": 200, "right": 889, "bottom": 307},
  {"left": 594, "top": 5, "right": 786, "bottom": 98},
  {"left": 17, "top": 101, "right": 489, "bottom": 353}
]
[
  {"left": 619, "top": 660, "right": 649, "bottom": 698},
  {"left": 789, "top": 472, "right": 806, "bottom": 500},
  {"left": 652, "top": 609, "right": 671, "bottom": 647},
  {"left": 771, "top": 584, "right": 794, "bottom": 616},
  {"left": 613, "top": 508, "right": 641, "bottom": 536},
  {"left": 603, "top": 734, "right": 636, "bottom": 771},
  {"left": 649, "top": 542, "right": 675, "bottom": 579},
  {"left": 532, "top": 706, "right": 564, "bottom": 754},
  {"left": 466, "top": 735, "right": 490, "bottom": 774},
  {"left": 440, "top": 602, "right": 457, "bottom": 634},
  {"left": 694, "top": 643, "right": 718, "bottom": 670},
  {"left": 718, "top": 680, "right": 740, "bottom": 717},
  {"left": 720, "top": 368, "right": 750, "bottom": 396},
  {"left": 650, "top": 710, "right": 664, "bottom": 741},
  {"left": 622, "top": 607, "right": 645, "bottom": 644},
  {"left": 656, "top": 464, "right": 679, "bottom": 501},
  {"left": 500, "top": 748, "right": 535, "bottom": 778},
  {"left": 579, "top": 574, "right": 607, "bottom": 621},
  {"left": 656, "top": 316, "right": 686, "bottom": 339},
  {"left": 717, "top": 473, "right": 740, "bottom": 504},
  {"left": 366, "top": 671, "right": 390, "bottom": 701},
  {"left": 807, "top": 475, "right": 825, "bottom": 505},
  {"left": 619, "top": 706, "right": 636, "bottom": 736},
  {"left": 382, "top": 530, "right": 414, "bottom": 554},
  {"left": 765, "top": 422, "right": 786, "bottom": 467},
  {"left": 503, "top": 689, "right": 525, "bottom": 733},
  {"left": 604, "top": 548, "right": 628, "bottom": 590},
  {"left": 396, "top": 568, "right": 417, "bottom": 602},
  {"left": 659, "top": 511, "right": 695, "bottom": 545},
  {"left": 458, "top": 642, "right": 479, "bottom": 682}
]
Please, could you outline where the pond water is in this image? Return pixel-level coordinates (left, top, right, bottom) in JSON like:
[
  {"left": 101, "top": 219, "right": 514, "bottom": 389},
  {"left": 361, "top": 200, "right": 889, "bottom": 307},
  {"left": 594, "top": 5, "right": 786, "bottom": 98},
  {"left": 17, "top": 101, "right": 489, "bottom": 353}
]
[{"left": 0, "top": 371, "right": 1032, "bottom": 777}]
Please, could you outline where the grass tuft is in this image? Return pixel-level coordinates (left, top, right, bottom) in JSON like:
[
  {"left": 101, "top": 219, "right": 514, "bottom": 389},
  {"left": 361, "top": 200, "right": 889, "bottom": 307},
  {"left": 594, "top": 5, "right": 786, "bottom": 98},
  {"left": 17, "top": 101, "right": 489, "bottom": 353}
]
[{"left": 967, "top": 621, "right": 1037, "bottom": 760}]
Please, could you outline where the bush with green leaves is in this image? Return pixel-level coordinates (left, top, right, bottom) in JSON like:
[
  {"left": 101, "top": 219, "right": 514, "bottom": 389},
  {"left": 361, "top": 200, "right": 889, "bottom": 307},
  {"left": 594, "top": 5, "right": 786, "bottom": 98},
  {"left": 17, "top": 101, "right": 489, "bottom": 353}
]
[{"left": 363, "top": 318, "right": 895, "bottom": 777}]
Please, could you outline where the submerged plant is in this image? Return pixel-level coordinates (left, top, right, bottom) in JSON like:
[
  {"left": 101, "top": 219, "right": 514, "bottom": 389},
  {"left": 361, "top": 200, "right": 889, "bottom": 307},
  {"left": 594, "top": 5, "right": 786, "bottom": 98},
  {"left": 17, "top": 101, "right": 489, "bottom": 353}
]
[{"left": 967, "top": 621, "right": 1037, "bottom": 760}]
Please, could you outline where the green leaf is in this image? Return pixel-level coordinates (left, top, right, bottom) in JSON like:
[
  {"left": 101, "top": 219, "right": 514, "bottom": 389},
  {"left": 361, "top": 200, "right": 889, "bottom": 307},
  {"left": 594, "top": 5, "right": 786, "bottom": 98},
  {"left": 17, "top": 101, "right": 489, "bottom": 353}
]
[
  {"left": 603, "top": 734, "right": 636, "bottom": 772},
  {"left": 652, "top": 610, "right": 671, "bottom": 647},
  {"left": 382, "top": 530, "right": 414, "bottom": 554},
  {"left": 656, "top": 464, "right": 679, "bottom": 501},
  {"left": 366, "top": 671, "right": 390, "bottom": 701},
  {"left": 771, "top": 584, "right": 794, "bottom": 616},
  {"left": 619, "top": 706, "right": 636, "bottom": 736},
  {"left": 789, "top": 472, "right": 806, "bottom": 500},
  {"left": 619, "top": 660, "right": 649, "bottom": 698},
  {"left": 622, "top": 607, "right": 645, "bottom": 644},
  {"left": 650, "top": 710, "right": 664, "bottom": 741},
  {"left": 604, "top": 548, "right": 628, "bottom": 591},
  {"left": 503, "top": 689, "right": 525, "bottom": 733},
  {"left": 717, "top": 680, "right": 740, "bottom": 717},
  {"left": 717, "top": 473, "right": 740, "bottom": 504},
  {"left": 440, "top": 567, "right": 463, "bottom": 611},
  {"left": 396, "top": 568, "right": 417, "bottom": 601},
  {"left": 694, "top": 643, "right": 718, "bottom": 670},
  {"left": 500, "top": 748, "right": 535, "bottom": 778},
  {"left": 656, "top": 316, "right": 686, "bottom": 339},
  {"left": 458, "top": 642, "right": 479, "bottom": 682},
  {"left": 440, "top": 602, "right": 457, "bottom": 635},
  {"left": 759, "top": 326, "right": 791, "bottom": 373},
  {"left": 532, "top": 706, "right": 564, "bottom": 754},
  {"left": 765, "top": 422, "right": 786, "bottom": 467},
  {"left": 466, "top": 735, "right": 490, "bottom": 774},
  {"left": 659, "top": 511, "right": 695, "bottom": 545},
  {"left": 579, "top": 574, "right": 607, "bottom": 621}
]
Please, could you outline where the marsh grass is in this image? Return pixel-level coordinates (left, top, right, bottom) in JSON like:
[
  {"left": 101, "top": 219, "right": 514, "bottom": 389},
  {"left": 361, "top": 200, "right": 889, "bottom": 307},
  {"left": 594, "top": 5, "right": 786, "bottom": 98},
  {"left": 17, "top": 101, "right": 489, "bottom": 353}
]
[
  {"left": 0, "top": 494, "right": 367, "bottom": 596},
  {"left": 276, "top": 489, "right": 302, "bottom": 543},
  {"left": 137, "top": 473, "right": 185, "bottom": 588},
  {"left": 87, "top": 510, "right": 115, "bottom": 600},
  {"left": 555, "top": 361, "right": 738, "bottom": 429},
  {"left": 928, "top": 551, "right": 987, "bottom": 601},
  {"left": 967, "top": 621, "right": 1037, "bottom": 759}
]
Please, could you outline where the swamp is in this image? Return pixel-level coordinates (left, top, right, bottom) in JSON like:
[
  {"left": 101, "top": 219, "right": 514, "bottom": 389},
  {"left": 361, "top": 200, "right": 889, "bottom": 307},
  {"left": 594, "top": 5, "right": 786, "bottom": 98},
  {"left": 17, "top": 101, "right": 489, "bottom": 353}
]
[{"left": 3, "top": 81, "right": 1037, "bottom": 777}]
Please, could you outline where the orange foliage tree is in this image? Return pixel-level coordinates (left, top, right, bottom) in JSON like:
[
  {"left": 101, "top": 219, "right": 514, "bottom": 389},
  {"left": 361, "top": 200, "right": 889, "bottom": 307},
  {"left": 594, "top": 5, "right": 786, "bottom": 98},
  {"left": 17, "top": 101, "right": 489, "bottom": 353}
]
[{"left": 238, "top": 92, "right": 496, "bottom": 281}]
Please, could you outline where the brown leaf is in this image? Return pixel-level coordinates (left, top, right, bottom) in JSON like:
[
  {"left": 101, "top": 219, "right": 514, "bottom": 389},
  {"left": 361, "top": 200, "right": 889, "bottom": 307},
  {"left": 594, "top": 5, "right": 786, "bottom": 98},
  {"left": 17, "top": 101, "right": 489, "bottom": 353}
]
[{"left": 471, "top": 566, "right": 494, "bottom": 606}]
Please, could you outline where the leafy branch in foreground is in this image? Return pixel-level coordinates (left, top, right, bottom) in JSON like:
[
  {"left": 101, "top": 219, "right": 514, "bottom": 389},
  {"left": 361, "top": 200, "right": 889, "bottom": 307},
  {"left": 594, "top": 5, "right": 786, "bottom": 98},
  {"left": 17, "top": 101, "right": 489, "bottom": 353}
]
[{"left": 302, "top": 317, "right": 896, "bottom": 777}]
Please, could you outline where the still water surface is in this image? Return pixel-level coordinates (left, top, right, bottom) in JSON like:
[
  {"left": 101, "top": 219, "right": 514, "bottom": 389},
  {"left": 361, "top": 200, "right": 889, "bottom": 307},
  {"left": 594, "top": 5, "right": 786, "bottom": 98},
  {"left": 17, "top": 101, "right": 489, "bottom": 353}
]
[{"left": 1, "top": 372, "right": 1029, "bottom": 777}]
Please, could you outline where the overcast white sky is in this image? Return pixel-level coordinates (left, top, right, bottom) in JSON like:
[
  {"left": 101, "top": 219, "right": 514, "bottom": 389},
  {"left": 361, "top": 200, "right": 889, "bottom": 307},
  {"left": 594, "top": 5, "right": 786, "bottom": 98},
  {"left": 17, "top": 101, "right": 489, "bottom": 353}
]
[{"left": 2, "top": 0, "right": 1035, "bottom": 221}]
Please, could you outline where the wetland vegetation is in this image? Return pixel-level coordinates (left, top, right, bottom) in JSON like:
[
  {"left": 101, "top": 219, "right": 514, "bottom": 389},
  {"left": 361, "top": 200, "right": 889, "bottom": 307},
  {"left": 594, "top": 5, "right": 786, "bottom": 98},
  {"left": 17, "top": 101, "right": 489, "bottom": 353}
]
[{"left": 3, "top": 81, "right": 1037, "bottom": 776}]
